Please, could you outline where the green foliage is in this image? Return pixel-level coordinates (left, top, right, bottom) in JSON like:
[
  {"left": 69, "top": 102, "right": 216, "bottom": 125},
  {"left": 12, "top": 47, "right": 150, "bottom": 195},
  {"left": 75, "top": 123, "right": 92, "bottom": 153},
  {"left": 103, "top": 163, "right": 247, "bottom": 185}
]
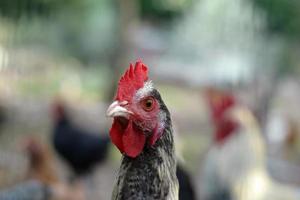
[
  {"left": 253, "top": 0, "right": 300, "bottom": 37},
  {"left": 1, "top": 0, "right": 117, "bottom": 64},
  {"left": 139, "top": 0, "right": 192, "bottom": 21},
  {"left": 0, "top": 0, "right": 84, "bottom": 19}
]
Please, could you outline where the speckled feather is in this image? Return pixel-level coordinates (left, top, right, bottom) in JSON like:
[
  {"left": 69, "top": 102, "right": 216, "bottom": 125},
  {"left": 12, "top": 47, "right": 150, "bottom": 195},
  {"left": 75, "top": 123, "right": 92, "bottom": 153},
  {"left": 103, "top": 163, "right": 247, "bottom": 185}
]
[{"left": 112, "top": 89, "right": 179, "bottom": 200}]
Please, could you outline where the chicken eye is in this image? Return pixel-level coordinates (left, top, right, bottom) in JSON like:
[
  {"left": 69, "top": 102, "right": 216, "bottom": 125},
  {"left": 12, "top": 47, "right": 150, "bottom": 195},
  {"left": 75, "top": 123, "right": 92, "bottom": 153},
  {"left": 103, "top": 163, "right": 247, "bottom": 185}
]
[{"left": 141, "top": 97, "right": 155, "bottom": 111}]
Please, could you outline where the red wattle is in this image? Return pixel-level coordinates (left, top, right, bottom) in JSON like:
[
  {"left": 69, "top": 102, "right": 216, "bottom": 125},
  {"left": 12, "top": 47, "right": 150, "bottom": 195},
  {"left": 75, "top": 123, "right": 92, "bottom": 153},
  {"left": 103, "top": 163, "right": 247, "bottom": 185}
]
[
  {"left": 122, "top": 121, "right": 146, "bottom": 158},
  {"left": 110, "top": 120, "right": 125, "bottom": 153},
  {"left": 215, "top": 119, "right": 238, "bottom": 144},
  {"left": 148, "top": 124, "right": 160, "bottom": 146},
  {"left": 110, "top": 119, "right": 146, "bottom": 158}
]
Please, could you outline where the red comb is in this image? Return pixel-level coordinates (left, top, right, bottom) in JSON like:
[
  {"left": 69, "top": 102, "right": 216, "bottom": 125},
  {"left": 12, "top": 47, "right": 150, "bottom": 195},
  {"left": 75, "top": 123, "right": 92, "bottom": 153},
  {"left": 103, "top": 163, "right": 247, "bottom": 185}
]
[
  {"left": 115, "top": 60, "right": 148, "bottom": 101},
  {"left": 205, "top": 88, "right": 235, "bottom": 122},
  {"left": 51, "top": 99, "right": 66, "bottom": 120}
]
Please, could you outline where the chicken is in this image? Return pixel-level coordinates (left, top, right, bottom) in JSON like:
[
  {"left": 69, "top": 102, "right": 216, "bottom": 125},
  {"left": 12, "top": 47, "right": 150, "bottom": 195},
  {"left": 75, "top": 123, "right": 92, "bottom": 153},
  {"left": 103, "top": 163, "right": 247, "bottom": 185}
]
[
  {"left": 106, "top": 61, "right": 179, "bottom": 200},
  {"left": 23, "top": 136, "right": 85, "bottom": 200},
  {"left": 0, "top": 102, "right": 6, "bottom": 130},
  {"left": 51, "top": 101, "right": 110, "bottom": 179},
  {"left": 201, "top": 88, "right": 300, "bottom": 200},
  {"left": 0, "top": 137, "right": 85, "bottom": 200},
  {"left": 23, "top": 137, "right": 59, "bottom": 185},
  {"left": 0, "top": 180, "right": 51, "bottom": 200},
  {"left": 0, "top": 137, "right": 54, "bottom": 200},
  {"left": 176, "top": 163, "right": 196, "bottom": 200}
]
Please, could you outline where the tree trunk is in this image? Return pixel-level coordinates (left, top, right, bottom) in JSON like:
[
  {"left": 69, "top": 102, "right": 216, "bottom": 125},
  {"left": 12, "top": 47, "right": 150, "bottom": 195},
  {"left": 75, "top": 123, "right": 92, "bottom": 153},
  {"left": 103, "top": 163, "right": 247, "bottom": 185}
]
[{"left": 105, "top": 0, "right": 139, "bottom": 102}]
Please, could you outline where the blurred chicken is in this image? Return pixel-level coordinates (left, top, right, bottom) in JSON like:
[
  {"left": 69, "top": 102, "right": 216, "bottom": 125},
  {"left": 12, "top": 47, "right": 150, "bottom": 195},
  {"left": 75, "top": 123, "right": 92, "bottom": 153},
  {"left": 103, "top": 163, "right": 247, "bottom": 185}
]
[
  {"left": 51, "top": 100, "right": 110, "bottom": 180},
  {"left": 0, "top": 137, "right": 55, "bottom": 200},
  {"left": 201, "top": 88, "right": 300, "bottom": 200},
  {"left": 25, "top": 136, "right": 86, "bottom": 200},
  {"left": 0, "top": 137, "right": 85, "bottom": 200},
  {"left": 24, "top": 137, "right": 59, "bottom": 185},
  {"left": 0, "top": 180, "right": 51, "bottom": 200},
  {"left": 176, "top": 163, "right": 197, "bottom": 200},
  {"left": 0, "top": 101, "right": 6, "bottom": 131}
]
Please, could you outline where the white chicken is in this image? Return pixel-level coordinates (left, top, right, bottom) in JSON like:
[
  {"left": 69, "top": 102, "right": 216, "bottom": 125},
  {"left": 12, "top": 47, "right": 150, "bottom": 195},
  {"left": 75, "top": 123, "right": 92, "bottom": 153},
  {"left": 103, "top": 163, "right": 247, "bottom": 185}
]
[{"left": 200, "top": 88, "right": 300, "bottom": 200}]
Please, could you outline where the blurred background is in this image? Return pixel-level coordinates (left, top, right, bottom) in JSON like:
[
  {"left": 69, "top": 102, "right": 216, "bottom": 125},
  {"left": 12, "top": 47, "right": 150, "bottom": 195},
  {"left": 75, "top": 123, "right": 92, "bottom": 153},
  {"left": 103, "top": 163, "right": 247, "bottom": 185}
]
[{"left": 0, "top": 0, "right": 300, "bottom": 199}]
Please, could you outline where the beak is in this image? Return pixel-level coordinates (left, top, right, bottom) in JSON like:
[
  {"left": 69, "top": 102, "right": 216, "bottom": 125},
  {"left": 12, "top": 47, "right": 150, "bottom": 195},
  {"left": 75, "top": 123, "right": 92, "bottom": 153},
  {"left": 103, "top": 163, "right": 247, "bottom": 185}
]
[{"left": 106, "top": 101, "right": 133, "bottom": 118}]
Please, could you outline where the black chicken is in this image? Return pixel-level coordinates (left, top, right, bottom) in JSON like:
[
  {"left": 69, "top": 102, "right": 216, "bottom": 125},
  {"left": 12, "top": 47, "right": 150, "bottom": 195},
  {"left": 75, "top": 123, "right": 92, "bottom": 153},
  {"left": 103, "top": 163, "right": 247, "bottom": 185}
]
[
  {"left": 51, "top": 101, "right": 110, "bottom": 178},
  {"left": 176, "top": 164, "right": 197, "bottom": 200},
  {"left": 107, "top": 61, "right": 179, "bottom": 199},
  {"left": 0, "top": 102, "right": 6, "bottom": 131}
]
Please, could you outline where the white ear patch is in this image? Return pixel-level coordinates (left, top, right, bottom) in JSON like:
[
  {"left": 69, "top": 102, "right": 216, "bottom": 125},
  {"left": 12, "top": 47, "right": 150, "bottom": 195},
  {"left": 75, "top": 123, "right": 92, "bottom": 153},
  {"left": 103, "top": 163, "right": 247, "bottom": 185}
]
[{"left": 135, "top": 81, "right": 154, "bottom": 99}]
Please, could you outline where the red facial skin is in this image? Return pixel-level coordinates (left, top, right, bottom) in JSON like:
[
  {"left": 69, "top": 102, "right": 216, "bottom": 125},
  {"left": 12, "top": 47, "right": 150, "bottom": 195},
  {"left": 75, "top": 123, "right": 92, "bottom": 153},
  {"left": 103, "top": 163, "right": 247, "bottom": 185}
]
[
  {"left": 109, "top": 61, "right": 164, "bottom": 158},
  {"left": 205, "top": 88, "right": 239, "bottom": 144},
  {"left": 110, "top": 96, "right": 162, "bottom": 158},
  {"left": 206, "top": 88, "right": 235, "bottom": 123}
]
